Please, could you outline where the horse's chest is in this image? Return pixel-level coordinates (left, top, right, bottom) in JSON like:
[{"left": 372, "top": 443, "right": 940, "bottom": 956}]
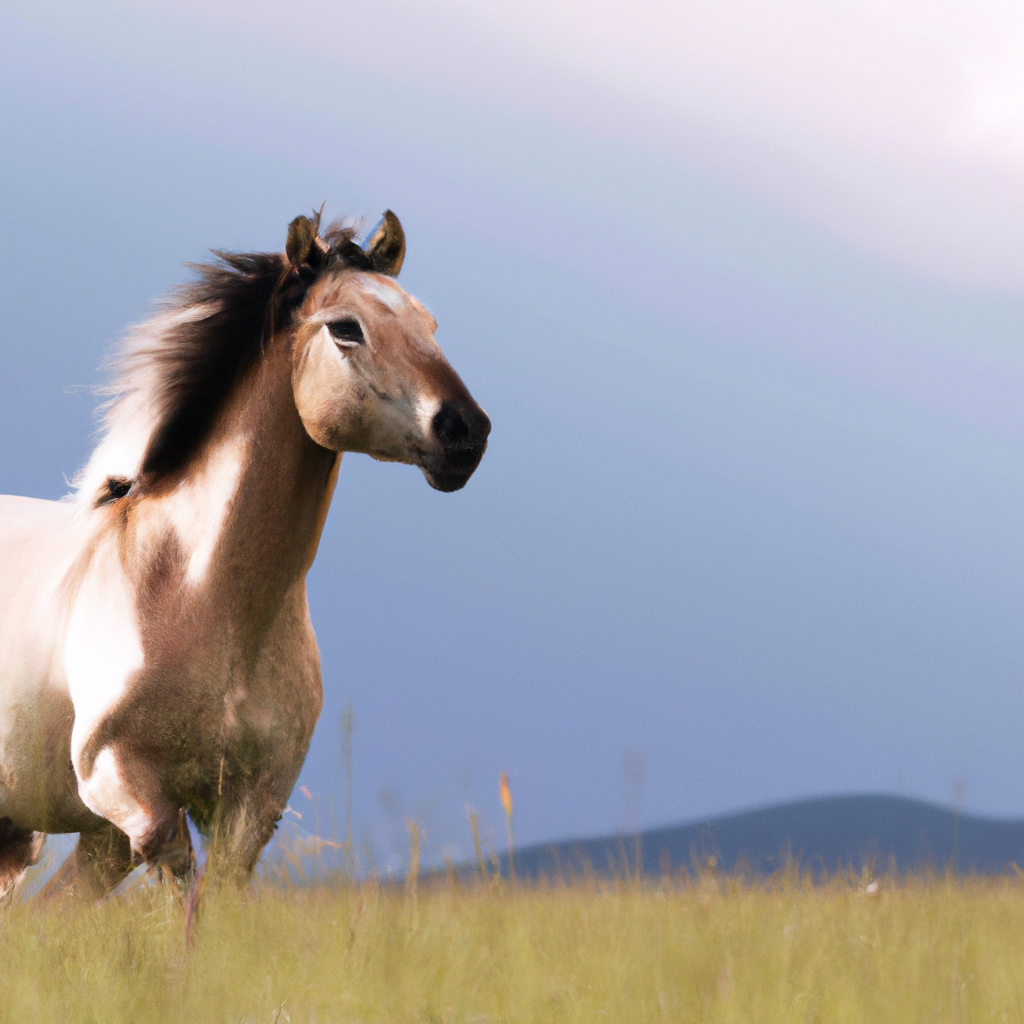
[
  {"left": 67, "top": 559, "right": 322, "bottom": 838},
  {"left": 104, "top": 666, "right": 310, "bottom": 768}
]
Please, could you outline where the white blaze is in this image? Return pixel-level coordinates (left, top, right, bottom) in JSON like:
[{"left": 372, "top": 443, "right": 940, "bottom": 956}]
[
  {"left": 416, "top": 394, "right": 441, "bottom": 438},
  {"left": 361, "top": 277, "right": 409, "bottom": 312}
]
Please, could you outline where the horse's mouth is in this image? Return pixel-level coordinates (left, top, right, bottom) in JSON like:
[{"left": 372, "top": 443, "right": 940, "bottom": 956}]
[
  {"left": 421, "top": 442, "right": 488, "bottom": 492},
  {"left": 424, "top": 469, "right": 473, "bottom": 492}
]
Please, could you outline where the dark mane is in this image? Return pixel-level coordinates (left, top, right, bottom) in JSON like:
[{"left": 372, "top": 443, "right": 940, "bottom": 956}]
[
  {"left": 137, "top": 224, "right": 370, "bottom": 482},
  {"left": 138, "top": 251, "right": 287, "bottom": 480}
]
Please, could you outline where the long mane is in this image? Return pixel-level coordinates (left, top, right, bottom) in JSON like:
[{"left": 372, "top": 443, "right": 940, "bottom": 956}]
[{"left": 74, "top": 224, "right": 371, "bottom": 505}]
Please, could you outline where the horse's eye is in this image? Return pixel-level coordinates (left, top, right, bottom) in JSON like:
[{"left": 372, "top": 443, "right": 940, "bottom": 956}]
[{"left": 327, "top": 319, "right": 365, "bottom": 345}]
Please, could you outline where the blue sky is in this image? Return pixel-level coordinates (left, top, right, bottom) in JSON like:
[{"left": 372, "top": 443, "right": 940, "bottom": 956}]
[{"left": 4, "top": 1, "right": 1024, "bottom": 871}]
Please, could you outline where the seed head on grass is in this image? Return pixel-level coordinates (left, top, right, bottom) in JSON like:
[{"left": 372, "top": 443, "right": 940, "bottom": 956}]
[
  {"left": 500, "top": 772, "right": 513, "bottom": 820},
  {"left": 500, "top": 771, "right": 514, "bottom": 881}
]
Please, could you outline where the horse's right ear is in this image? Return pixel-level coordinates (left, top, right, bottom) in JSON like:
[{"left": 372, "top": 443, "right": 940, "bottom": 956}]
[{"left": 286, "top": 215, "right": 326, "bottom": 269}]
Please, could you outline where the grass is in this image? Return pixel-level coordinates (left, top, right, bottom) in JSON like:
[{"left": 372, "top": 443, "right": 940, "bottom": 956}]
[{"left": 4, "top": 866, "right": 1024, "bottom": 1023}]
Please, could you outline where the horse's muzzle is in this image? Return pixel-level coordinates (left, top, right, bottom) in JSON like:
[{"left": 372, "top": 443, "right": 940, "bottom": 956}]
[{"left": 423, "top": 401, "right": 491, "bottom": 492}]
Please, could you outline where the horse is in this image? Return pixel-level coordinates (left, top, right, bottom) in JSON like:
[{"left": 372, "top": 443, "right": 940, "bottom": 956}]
[{"left": 0, "top": 211, "right": 490, "bottom": 901}]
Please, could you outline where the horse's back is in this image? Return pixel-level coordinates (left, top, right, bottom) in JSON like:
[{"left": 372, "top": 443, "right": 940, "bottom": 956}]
[
  {"left": 0, "top": 494, "right": 83, "bottom": 616},
  {"left": 0, "top": 493, "right": 77, "bottom": 525},
  {"left": 0, "top": 494, "right": 97, "bottom": 832},
  {"left": 0, "top": 494, "right": 78, "bottom": 546}
]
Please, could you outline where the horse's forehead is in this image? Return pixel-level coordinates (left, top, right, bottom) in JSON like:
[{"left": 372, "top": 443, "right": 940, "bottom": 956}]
[
  {"left": 358, "top": 276, "right": 411, "bottom": 314},
  {"left": 313, "top": 272, "right": 426, "bottom": 323}
]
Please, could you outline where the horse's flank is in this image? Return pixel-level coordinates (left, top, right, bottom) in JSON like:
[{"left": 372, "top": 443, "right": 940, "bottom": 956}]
[{"left": 0, "top": 211, "right": 489, "bottom": 899}]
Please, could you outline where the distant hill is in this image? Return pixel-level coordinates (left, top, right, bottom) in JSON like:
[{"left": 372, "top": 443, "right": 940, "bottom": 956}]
[{"left": 487, "top": 796, "right": 1024, "bottom": 879}]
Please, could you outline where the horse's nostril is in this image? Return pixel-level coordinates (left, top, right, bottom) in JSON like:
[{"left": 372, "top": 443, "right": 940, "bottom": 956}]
[
  {"left": 432, "top": 401, "right": 491, "bottom": 451},
  {"left": 432, "top": 403, "right": 471, "bottom": 445},
  {"left": 471, "top": 407, "right": 491, "bottom": 443}
]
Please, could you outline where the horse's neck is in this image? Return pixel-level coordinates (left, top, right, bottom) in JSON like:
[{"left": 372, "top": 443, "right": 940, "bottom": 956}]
[{"left": 132, "top": 345, "right": 338, "bottom": 624}]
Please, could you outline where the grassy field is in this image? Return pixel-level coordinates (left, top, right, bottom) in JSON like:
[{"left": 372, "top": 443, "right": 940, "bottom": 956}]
[{"left": 4, "top": 865, "right": 1024, "bottom": 1023}]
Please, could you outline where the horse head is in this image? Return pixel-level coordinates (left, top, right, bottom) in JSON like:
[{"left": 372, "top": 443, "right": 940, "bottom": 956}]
[{"left": 287, "top": 211, "right": 490, "bottom": 492}]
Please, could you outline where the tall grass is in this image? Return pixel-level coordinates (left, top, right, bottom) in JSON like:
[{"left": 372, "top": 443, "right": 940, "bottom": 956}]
[{"left": 4, "top": 867, "right": 1024, "bottom": 1022}]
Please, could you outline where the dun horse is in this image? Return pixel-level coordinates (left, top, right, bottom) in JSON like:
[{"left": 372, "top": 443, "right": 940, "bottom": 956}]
[{"left": 0, "top": 212, "right": 490, "bottom": 900}]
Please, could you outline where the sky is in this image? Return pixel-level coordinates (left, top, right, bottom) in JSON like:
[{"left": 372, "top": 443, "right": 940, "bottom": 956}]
[{"left": 3, "top": 1, "right": 1024, "bottom": 872}]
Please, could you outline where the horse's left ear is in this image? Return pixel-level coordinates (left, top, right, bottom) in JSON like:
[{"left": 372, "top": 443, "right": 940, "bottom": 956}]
[{"left": 363, "top": 210, "right": 406, "bottom": 276}]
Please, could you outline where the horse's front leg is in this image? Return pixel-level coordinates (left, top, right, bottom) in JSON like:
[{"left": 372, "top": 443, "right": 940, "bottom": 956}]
[
  {"left": 201, "top": 787, "right": 284, "bottom": 888},
  {"left": 37, "top": 821, "right": 133, "bottom": 902},
  {"left": 39, "top": 813, "right": 194, "bottom": 904},
  {"left": 0, "top": 821, "right": 45, "bottom": 905},
  {"left": 74, "top": 745, "right": 194, "bottom": 889}
]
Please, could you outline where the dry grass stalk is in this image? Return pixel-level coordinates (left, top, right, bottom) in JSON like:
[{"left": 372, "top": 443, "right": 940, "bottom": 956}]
[{"left": 466, "top": 804, "right": 488, "bottom": 882}]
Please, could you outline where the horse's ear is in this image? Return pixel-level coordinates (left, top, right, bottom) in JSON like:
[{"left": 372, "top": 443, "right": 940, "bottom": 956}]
[
  {"left": 364, "top": 210, "right": 406, "bottom": 276},
  {"left": 286, "top": 214, "right": 326, "bottom": 269}
]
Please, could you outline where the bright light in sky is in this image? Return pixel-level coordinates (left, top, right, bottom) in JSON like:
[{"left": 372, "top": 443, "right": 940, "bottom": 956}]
[
  {"left": 460, "top": 0, "right": 1024, "bottom": 290},
  {"left": 456, "top": 0, "right": 1024, "bottom": 289}
]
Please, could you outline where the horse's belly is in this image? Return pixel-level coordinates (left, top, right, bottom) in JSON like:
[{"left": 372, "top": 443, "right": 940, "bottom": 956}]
[{"left": 0, "top": 496, "right": 99, "bottom": 831}]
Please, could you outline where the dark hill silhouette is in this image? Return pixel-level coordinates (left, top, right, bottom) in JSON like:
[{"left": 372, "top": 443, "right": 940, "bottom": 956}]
[{"left": 493, "top": 795, "right": 1024, "bottom": 879}]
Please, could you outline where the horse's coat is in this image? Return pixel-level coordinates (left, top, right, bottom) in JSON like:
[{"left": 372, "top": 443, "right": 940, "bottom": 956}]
[{"left": 0, "top": 212, "right": 489, "bottom": 900}]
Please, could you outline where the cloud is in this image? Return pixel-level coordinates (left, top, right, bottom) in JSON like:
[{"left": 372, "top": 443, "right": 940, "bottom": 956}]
[
  {"left": 18, "top": 0, "right": 1024, "bottom": 287},
  {"left": 451, "top": 0, "right": 1024, "bottom": 291}
]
